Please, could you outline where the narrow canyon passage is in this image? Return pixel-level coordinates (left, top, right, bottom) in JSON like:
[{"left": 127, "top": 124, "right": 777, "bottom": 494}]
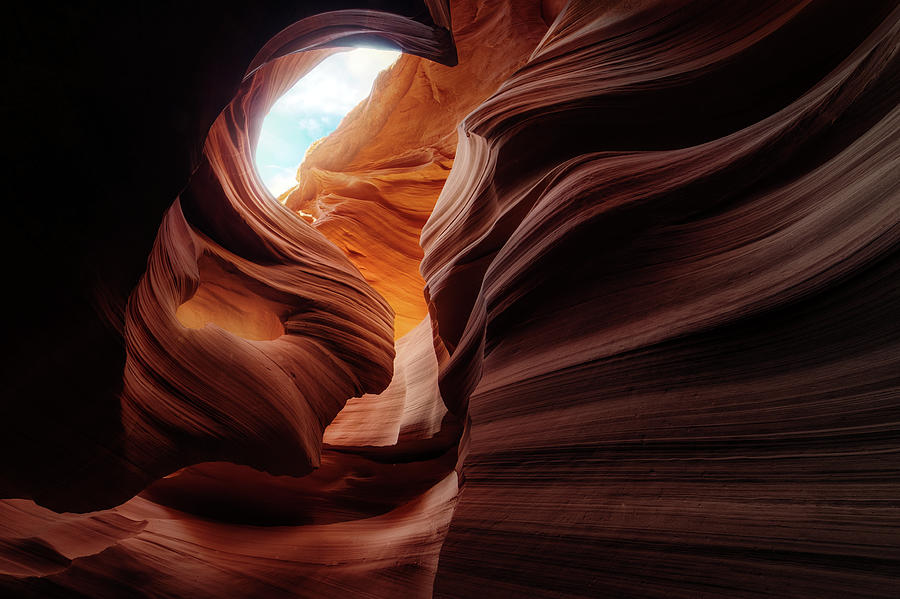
[{"left": 2, "top": 1, "right": 899, "bottom": 598}]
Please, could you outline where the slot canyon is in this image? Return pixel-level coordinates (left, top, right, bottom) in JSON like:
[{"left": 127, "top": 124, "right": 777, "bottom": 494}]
[{"left": 2, "top": 0, "right": 899, "bottom": 597}]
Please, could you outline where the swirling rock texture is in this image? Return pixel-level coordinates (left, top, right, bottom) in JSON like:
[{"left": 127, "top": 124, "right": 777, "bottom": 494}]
[
  {"left": 1, "top": 0, "right": 899, "bottom": 598},
  {"left": 280, "top": 0, "right": 550, "bottom": 338}
]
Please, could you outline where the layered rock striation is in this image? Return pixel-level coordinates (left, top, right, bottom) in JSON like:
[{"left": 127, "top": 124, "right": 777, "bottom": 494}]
[
  {"left": 427, "top": 1, "right": 900, "bottom": 596},
  {"left": 2, "top": 0, "right": 899, "bottom": 597}
]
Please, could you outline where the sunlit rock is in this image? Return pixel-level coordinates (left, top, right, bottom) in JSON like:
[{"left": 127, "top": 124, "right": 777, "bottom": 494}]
[{"left": 2, "top": 0, "right": 899, "bottom": 597}]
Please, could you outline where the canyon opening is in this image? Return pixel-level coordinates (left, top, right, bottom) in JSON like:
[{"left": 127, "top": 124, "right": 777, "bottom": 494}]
[
  {"left": 4, "top": 2, "right": 899, "bottom": 598},
  {"left": 255, "top": 47, "right": 401, "bottom": 199}
]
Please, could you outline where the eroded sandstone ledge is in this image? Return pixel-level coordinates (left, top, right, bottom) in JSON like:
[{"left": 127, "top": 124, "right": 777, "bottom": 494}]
[{"left": 2, "top": 0, "right": 899, "bottom": 597}]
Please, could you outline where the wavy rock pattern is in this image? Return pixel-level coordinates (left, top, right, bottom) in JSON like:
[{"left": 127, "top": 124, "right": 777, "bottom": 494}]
[
  {"left": 3, "top": 1, "right": 464, "bottom": 596},
  {"left": 2, "top": 0, "right": 899, "bottom": 597},
  {"left": 282, "top": 0, "right": 549, "bottom": 338},
  {"left": 425, "top": 1, "right": 900, "bottom": 597}
]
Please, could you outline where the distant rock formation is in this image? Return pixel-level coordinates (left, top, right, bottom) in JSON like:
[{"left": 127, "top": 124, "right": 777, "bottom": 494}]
[{"left": 2, "top": 1, "right": 898, "bottom": 597}]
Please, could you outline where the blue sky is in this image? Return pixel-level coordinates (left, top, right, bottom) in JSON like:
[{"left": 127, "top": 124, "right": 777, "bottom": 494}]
[{"left": 255, "top": 48, "right": 401, "bottom": 196}]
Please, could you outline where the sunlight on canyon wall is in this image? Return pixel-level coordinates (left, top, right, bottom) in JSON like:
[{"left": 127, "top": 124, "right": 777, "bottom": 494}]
[{"left": 1, "top": 0, "right": 899, "bottom": 597}]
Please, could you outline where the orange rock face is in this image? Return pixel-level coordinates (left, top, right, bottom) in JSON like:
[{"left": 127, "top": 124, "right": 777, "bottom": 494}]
[
  {"left": 283, "top": 0, "right": 548, "bottom": 337},
  {"left": 2, "top": 0, "right": 900, "bottom": 597}
]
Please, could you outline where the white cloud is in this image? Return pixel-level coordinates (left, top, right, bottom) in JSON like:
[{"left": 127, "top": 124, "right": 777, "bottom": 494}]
[
  {"left": 256, "top": 47, "right": 401, "bottom": 197},
  {"left": 259, "top": 165, "right": 299, "bottom": 196},
  {"left": 269, "top": 48, "right": 400, "bottom": 117},
  {"left": 296, "top": 115, "right": 332, "bottom": 134}
]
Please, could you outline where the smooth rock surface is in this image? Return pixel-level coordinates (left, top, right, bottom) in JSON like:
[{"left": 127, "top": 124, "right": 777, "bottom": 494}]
[{"left": 2, "top": 0, "right": 899, "bottom": 597}]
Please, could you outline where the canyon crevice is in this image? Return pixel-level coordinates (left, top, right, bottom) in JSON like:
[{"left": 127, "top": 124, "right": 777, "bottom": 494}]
[{"left": 2, "top": 0, "right": 899, "bottom": 597}]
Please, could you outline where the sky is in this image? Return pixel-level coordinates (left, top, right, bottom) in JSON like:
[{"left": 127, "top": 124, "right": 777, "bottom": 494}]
[{"left": 255, "top": 48, "right": 401, "bottom": 197}]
